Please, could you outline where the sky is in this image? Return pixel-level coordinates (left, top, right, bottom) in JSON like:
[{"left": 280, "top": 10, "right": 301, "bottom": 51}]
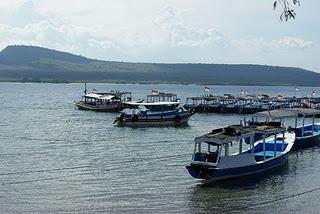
[{"left": 0, "top": 0, "right": 319, "bottom": 72}]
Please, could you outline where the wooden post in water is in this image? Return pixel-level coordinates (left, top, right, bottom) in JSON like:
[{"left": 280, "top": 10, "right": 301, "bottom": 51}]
[
  {"left": 263, "top": 133, "right": 266, "bottom": 160},
  {"left": 302, "top": 115, "right": 305, "bottom": 137},
  {"left": 312, "top": 114, "right": 315, "bottom": 135},
  {"left": 274, "top": 134, "right": 277, "bottom": 157},
  {"left": 239, "top": 139, "right": 243, "bottom": 154},
  {"left": 282, "top": 132, "right": 285, "bottom": 152}
]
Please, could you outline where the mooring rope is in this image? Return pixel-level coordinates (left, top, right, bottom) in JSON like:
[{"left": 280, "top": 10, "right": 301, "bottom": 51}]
[{"left": 235, "top": 186, "right": 320, "bottom": 210}]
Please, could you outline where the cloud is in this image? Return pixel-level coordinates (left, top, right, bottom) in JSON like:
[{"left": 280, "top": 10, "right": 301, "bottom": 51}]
[
  {"left": 153, "top": 5, "right": 228, "bottom": 48},
  {"left": 233, "top": 37, "right": 314, "bottom": 52},
  {"left": 0, "top": 20, "right": 121, "bottom": 60}
]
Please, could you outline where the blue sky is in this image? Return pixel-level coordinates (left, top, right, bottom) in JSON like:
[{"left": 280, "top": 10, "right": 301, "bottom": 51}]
[{"left": 0, "top": 0, "right": 319, "bottom": 72}]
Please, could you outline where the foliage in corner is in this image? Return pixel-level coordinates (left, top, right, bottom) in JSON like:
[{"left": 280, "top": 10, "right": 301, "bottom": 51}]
[{"left": 273, "top": 0, "right": 300, "bottom": 21}]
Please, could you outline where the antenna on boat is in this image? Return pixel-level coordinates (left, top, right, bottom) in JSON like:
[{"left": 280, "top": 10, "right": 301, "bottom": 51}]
[{"left": 84, "top": 82, "right": 87, "bottom": 95}]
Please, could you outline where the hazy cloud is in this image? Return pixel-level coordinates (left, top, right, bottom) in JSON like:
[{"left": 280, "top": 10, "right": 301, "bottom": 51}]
[
  {"left": 234, "top": 37, "right": 314, "bottom": 51},
  {"left": 154, "top": 5, "right": 227, "bottom": 48}
]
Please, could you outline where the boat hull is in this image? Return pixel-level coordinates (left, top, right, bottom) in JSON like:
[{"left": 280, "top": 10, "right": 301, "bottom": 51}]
[
  {"left": 114, "top": 110, "right": 194, "bottom": 127},
  {"left": 75, "top": 101, "right": 123, "bottom": 112},
  {"left": 186, "top": 154, "right": 288, "bottom": 181},
  {"left": 293, "top": 134, "right": 320, "bottom": 149},
  {"left": 117, "top": 116, "right": 191, "bottom": 127},
  {"left": 292, "top": 124, "right": 320, "bottom": 149}
]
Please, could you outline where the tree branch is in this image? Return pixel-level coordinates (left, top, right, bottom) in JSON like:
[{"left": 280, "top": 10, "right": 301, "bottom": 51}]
[{"left": 273, "top": 0, "right": 300, "bottom": 21}]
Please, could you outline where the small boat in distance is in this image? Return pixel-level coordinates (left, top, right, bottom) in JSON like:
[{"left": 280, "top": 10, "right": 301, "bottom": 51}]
[
  {"left": 74, "top": 83, "right": 131, "bottom": 112},
  {"left": 186, "top": 124, "right": 295, "bottom": 181},
  {"left": 114, "top": 106, "right": 194, "bottom": 127}
]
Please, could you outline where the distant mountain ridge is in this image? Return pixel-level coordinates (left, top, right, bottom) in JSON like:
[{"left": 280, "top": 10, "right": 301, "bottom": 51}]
[
  {"left": 0, "top": 45, "right": 93, "bottom": 65},
  {"left": 0, "top": 45, "right": 319, "bottom": 86}
]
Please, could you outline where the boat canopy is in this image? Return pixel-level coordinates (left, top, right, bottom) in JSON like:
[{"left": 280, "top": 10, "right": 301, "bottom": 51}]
[
  {"left": 254, "top": 109, "right": 298, "bottom": 119},
  {"left": 194, "top": 125, "right": 255, "bottom": 145},
  {"left": 254, "top": 124, "right": 286, "bottom": 135},
  {"left": 84, "top": 93, "right": 119, "bottom": 100},
  {"left": 255, "top": 108, "right": 320, "bottom": 119},
  {"left": 124, "top": 101, "right": 180, "bottom": 106},
  {"left": 291, "top": 108, "right": 320, "bottom": 116}
]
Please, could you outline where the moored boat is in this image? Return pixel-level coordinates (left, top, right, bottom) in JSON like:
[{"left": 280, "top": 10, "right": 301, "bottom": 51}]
[
  {"left": 74, "top": 84, "right": 131, "bottom": 112},
  {"left": 186, "top": 124, "right": 295, "bottom": 181},
  {"left": 254, "top": 108, "right": 320, "bottom": 149},
  {"left": 114, "top": 107, "right": 194, "bottom": 127}
]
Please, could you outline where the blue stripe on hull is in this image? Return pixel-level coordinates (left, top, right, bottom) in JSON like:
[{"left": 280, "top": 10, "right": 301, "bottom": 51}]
[{"left": 187, "top": 154, "right": 287, "bottom": 181}]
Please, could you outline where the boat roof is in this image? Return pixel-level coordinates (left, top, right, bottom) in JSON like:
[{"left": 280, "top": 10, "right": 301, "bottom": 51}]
[
  {"left": 255, "top": 108, "right": 320, "bottom": 118},
  {"left": 254, "top": 109, "right": 298, "bottom": 119},
  {"left": 124, "top": 101, "right": 180, "bottom": 106},
  {"left": 291, "top": 108, "right": 320, "bottom": 116},
  {"left": 254, "top": 124, "right": 286, "bottom": 135},
  {"left": 195, "top": 125, "right": 255, "bottom": 145},
  {"left": 147, "top": 93, "right": 177, "bottom": 97},
  {"left": 84, "top": 93, "right": 119, "bottom": 100}
]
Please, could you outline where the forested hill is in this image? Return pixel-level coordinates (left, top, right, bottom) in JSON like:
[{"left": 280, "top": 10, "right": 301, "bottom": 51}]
[{"left": 0, "top": 45, "right": 319, "bottom": 86}]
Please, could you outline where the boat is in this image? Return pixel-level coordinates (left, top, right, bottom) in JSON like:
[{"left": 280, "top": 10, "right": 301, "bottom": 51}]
[
  {"left": 125, "top": 91, "right": 180, "bottom": 112},
  {"left": 74, "top": 83, "right": 131, "bottom": 112},
  {"left": 113, "top": 106, "right": 194, "bottom": 127},
  {"left": 186, "top": 124, "right": 295, "bottom": 181},
  {"left": 254, "top": 108, "right": 320, "bottom": 149}
]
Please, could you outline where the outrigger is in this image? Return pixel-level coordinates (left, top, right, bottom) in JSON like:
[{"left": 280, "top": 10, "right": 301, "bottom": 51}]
[{"left": 186, "top": 124, "right": 295, "bottom": 181}]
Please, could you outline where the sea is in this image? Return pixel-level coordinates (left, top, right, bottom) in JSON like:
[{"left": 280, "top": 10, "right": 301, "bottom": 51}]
[{"left": 1, "top": 82, "right": 320, "bottom": 213}]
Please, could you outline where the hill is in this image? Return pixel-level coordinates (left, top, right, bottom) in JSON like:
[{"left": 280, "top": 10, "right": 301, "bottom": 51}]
[{"left": 0, "top": 45, "right": 319, "bottom": 86}]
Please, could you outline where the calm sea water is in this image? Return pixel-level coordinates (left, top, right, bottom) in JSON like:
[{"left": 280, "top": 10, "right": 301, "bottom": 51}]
[{"left": 1, "top": 83, "right": 320, "bottom": 213}]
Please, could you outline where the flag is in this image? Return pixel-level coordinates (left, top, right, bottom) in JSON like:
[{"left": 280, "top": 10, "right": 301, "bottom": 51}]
[
  {"left": 277, "top": 95, "right": 283, "bottom": 100},
  {"left": 151, "top": 89, "right": 159, "bottom": 96},
  {"left": 240, "top": 88, "right": 245, "bottom": 95},
  {"left": 204, "top": 86, "right": 210, "bottom": 92}
]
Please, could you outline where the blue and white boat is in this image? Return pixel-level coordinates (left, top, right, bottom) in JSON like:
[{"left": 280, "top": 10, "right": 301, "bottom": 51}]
[
  {"left": 289, "top": 108, "right": 320, "bottom": 149},
  {"left": 254, "top": 108, "right": 320, "bottom": 149},
  {"left": 186, "top": 124, "right": 295, "bottom": 181},
  {"left": 114, "top": 106, "right": 194, "bottom": 127}
]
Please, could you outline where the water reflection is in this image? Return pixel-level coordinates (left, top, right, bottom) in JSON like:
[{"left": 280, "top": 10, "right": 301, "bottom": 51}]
[{"left": 187, "top": 165, "right": 289, "bottom": 213}]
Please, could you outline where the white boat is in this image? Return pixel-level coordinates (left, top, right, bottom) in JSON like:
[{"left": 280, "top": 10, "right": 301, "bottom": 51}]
[{"left": 124, "top": 91, "right": 180, "bottom": 111}]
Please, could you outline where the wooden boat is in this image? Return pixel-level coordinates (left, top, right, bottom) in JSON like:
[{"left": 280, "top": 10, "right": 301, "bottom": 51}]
[
  {"left": 186, "top": 124, "right": 295, "bottom": 181},
  {"left": 254, "top": 108, "right": 320, "bottom": 149},
  {"left": 114, "top": 107, "right": 194, "bottom": 127},
  {"left": 74, "top": 84, "right": 131, "bottom": 112}
]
